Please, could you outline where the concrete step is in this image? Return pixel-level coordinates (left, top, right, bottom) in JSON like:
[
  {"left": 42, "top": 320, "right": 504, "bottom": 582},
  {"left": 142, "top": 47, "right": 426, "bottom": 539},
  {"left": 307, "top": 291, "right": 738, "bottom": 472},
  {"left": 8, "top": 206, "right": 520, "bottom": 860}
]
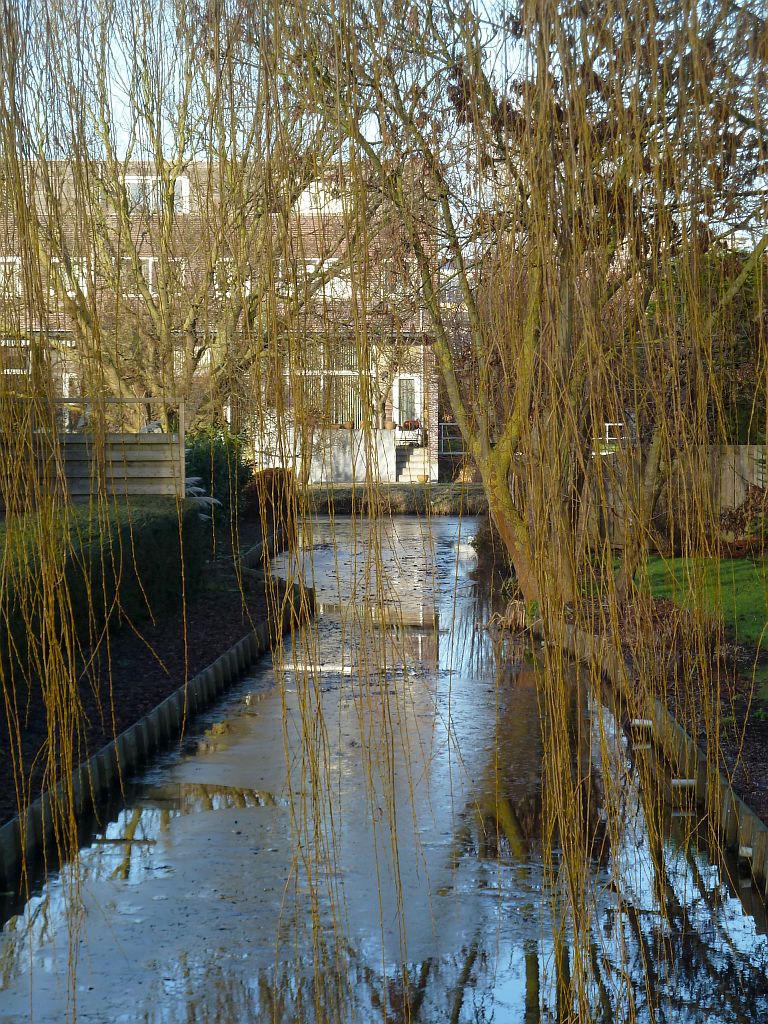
[{"left": 395, "top": 446, "right": 430, "bottom": 482}]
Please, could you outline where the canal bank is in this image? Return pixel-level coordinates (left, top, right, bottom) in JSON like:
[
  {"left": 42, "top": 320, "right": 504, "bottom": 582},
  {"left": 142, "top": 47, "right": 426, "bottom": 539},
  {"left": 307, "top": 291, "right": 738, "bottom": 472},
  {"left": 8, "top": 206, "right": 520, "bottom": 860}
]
[
  {"left": 303, "top": 481, "right": 488, "bottom": 516},
  {"left": 2, "top": 516, "right": 768, "bottom": 1023},
  {"left": 549, "top": 621, "right": 768, "bottom": 900},
  {"left": 0, "top": 523, "right": 305, "bottom": 889}
]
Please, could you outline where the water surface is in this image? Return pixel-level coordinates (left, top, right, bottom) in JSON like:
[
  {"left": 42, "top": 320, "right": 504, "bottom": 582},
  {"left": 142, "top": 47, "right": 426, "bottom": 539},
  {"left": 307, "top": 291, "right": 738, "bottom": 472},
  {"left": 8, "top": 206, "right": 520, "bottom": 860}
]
[{"left": 1, "top": 516, "right": 767, "bottom": 1022}]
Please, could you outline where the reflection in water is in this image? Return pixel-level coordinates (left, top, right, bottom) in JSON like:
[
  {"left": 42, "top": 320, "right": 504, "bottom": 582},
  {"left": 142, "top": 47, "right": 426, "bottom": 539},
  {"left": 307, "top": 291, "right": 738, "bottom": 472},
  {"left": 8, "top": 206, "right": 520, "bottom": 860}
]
[{"left": 1, "top": 517, "right": 768, "bottom": 1022}]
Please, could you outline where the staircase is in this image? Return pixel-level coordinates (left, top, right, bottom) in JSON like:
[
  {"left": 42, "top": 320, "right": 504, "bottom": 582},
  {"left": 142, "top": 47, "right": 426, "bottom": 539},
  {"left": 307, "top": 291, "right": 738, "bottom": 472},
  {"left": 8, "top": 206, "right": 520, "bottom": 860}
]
[{"left": 396, "top": 446, "right": 431, "bottom": 483}]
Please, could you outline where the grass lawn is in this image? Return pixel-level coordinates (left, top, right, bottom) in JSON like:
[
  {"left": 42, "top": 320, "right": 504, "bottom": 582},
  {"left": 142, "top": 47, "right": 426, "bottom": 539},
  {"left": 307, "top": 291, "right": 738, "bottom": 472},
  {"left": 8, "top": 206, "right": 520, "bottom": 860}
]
[{"left": 643, "top": 554, "right": 768, "bottom": 650}]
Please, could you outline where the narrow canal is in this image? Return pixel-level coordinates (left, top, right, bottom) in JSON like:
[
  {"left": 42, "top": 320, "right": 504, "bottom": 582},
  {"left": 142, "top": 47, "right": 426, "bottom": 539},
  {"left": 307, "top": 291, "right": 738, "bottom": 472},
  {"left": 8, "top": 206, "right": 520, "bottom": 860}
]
[{"left": 1, "top": 516, "right": 768, "bottom": 1022}]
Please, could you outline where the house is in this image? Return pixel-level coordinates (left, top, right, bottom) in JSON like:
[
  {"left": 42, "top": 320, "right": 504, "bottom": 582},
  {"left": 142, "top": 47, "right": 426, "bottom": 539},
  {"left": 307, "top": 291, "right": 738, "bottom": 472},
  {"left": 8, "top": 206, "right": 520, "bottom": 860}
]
[{"left": 0, "top": 160, "right": 441, "bottom": 482}]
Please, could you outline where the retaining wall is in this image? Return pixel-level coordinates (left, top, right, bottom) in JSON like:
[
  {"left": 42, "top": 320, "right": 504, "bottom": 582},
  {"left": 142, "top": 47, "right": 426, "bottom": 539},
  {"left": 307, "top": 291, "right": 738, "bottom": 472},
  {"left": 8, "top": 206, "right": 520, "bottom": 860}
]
[
  {"left": 0, "top": 532, "right": 307, "bottom": 888},
  {"left": 558, "top": 624, "right": 768, "bottom": 896},
  {"left": 262, "top": 427, "right": 398, "bottom": 485}
]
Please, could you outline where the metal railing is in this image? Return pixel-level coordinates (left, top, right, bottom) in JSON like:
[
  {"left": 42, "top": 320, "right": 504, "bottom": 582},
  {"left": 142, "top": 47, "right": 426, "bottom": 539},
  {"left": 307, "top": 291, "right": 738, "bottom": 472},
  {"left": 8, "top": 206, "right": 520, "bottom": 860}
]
[{"left": 438, "top": 422, "right": 465, "bottom": 455}]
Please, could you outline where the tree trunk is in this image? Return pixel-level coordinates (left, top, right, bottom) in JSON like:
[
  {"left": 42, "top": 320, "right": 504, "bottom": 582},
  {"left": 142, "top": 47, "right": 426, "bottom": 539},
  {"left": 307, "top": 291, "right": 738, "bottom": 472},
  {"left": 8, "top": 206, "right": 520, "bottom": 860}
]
[{"left": 481, "top": 460, "right": 541, "bottom": 602}]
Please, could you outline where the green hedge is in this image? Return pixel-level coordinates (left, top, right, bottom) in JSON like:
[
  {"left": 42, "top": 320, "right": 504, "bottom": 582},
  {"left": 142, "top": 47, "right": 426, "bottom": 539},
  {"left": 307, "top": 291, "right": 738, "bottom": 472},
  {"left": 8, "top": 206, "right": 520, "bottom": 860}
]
[
  {"left": 185, "top": 427, "right": 250, "bottom": 510},
  {"left": 0, "top": 498, "right": 204, "bottom": 691}
]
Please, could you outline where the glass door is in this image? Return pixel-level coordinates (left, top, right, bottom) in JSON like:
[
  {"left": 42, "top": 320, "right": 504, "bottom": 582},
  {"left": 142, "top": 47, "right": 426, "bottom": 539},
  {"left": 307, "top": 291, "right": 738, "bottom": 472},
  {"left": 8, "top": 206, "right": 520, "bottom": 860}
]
[{"left": 394, "top": 375, "right": 421, "bottom": 426}]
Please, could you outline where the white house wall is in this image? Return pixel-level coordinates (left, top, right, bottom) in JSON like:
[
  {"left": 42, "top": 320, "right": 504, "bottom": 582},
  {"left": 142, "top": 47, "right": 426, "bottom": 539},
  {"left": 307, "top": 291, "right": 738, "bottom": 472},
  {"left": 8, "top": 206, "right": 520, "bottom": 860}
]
[{"left": 260, "top": 426, "right": 398, "bottom": 485}]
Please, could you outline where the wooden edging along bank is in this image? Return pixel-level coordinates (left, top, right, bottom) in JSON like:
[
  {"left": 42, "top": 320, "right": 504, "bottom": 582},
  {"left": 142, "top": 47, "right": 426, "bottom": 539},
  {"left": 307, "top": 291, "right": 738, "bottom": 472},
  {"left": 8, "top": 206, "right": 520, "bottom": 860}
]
[
  {"left": 0, "top": 526, "right": 309, "bottom": 889},
  {"left": 556, "top": 623, "right": 768, "bottom": 896}
]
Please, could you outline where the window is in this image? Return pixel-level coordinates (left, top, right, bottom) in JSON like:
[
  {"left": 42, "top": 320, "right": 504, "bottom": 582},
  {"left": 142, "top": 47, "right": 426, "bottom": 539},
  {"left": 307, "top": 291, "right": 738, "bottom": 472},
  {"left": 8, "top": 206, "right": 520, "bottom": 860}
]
[
  {"left": 287, "top": 338, "right": 364, "bottom": 427},
  {"left": 174, "top": 344, "right": 212, "bottom": 376},
  {"left": 381, "top": 258, "right": 409, "bottom": 299},
  {"left": 0, "top": 257, "right": 22, "bottom": 299},
  {"left": 301, "top": 259, "right": 356, "bottom": 301},
  {"left": 119, "top": 256, "right": 188, "bottom": 298},
  {"left": 275, "top": 259, "right": 323, "bottom": 299},
  {"left": 0, "top": 337, "right": 30, "bottom": 376},
  {"left": 124, "top": 174, "right": 190, "bottom": 214},
  {"left": 214, "top": 259, "right": 250, "bottom": 299},
  {"left": 49, "top": 257, "right": 90, "bottom": 300},
  {"left": 119, "top": 255, "right": 157, "bottom": 297},
  {"left": 274, "top": 257, "right": 292, "bottom": 297},
  {"left": 397, "top": 377, "right": 417, "bottom": 422},
  {"left": 290, "top": 372, "right": 361, "bottom": 427},
  {"left": 440, "top": 280, "right": 463, "bottom": 306},
  {"left": 296, "top": 180, "right": 345, "bottom": 216},
  {"left": 125, "top": 175, "right": 162, "bottom": 213},
  {"left": 326, "top": 339, "right": 359, "bottom": 373},
  {"left": 320, "top": 258, "right": 352, "bottom": 301},
  {"left": 168, "top": 258, "right": 187, "bottom": 296},
  {"left": 174, "top": 176, "right": 190, "bottom": 214}
]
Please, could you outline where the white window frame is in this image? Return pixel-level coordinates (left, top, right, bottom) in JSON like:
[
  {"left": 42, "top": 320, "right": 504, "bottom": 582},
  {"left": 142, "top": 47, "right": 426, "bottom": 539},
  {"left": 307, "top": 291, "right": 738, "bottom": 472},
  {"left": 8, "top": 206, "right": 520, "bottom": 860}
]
[
  {"left": 0, "top": 336, "right": 30, "bottom": 376},
  {"left": 169, "top": 257, "right": 187, "bottom": 296},
  {"left": 49, "top": 256, "right": 90, "bottom": 299},
  {"left": 120, "top": 255, "right": 158, "bottom": 297},
  {"left": 174, "top": 176, "right": 190, "bottom": 214},
  {"left": 296, "top": 180, "right": 345, "bottom": 216},
  {"left": 0, "top": 257, "right": 22, "bottom": 299},
  {"left": 381, "top": 258, "right": 410, "bottom": 300},
  {"left": 274, "top": 257, "right": 291, "bottom": 297},
  {"left": 319, "top": 257, "right": 352, "bottom": 301},
  {"left": 137, "top": 256, "right": 157, "bottom": 295},
  {"left": 214, "top": 258, "right": 251, "bottom": 299},
  {"left": 123, "top": 174, "right": 190, "bottom": 215},
  {"left": 393, "top": 373, "right": 422, "bottom": 426},
  {"left": 174, "top": 343, "right": 212, "bottom": 376},
  {"left": 124, "top": 174, "right": 163, "bottom": 214}
]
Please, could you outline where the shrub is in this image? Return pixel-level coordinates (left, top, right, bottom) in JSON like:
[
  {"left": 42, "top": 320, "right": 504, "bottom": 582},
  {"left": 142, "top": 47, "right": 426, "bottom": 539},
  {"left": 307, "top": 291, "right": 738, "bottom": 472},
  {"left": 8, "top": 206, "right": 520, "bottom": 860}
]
[
  {"left": 240, "top": 468, "right": 294, "bottom": 519},
  {"left": 719, "top": 485, "right": 768, "bottom": 554},
  {"left": 185, "top": 427, "right": 250, "bottom": 510}
]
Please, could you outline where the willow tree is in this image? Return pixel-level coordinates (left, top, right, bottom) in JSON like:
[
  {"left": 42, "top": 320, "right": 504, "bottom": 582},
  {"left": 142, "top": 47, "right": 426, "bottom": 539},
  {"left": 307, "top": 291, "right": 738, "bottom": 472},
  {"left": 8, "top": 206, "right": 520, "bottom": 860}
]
[
  {"left": 1, "top": 0, "right": 768, "bottom": 1020},
  {"left": 304, "top": 0, "right": 767, "bottom": 610}
]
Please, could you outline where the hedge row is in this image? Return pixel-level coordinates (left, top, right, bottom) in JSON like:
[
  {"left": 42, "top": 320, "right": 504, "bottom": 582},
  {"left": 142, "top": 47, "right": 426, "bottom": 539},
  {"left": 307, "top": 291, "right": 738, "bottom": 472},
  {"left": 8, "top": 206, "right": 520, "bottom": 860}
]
[{"left": 0, "top": 498, "right": 204, "bottom": 692}]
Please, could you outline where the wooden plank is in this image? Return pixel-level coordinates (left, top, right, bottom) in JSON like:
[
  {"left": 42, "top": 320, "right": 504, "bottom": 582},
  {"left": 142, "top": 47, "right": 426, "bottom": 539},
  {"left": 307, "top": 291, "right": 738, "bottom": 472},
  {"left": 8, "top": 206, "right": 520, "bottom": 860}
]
[
  {"left": 65, "top": 463, "right": 180, "bottom": 480},
  {"left": 60, "top": 433, "right": 180, "bottom": 445},
  {"left": 63, "top": 453, "right": 180, "bottom": 469},
  {"left": 63, "top": 450, "right": 181, "bottom": 465},
  {"left": 66, "top": 479, "right": 179, "bottom": 496}
]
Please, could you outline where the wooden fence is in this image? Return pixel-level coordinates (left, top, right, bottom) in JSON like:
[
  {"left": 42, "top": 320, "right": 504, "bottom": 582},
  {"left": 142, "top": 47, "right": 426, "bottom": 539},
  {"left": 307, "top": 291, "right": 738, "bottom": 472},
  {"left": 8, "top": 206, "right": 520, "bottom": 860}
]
[
  {"left": 590, "top": 444, "right": 767, "bottom": 548},
  {"left": 709, "top": 445, "right": 766, "bottom": 509},
  {"left": 60, "top": 432, "right": 184, "bottom": 499},
  {"left": 56, "top": 397, "right": 185, "bottom": 501},
  {"left": 0, "top": 397, "right": 185, "bottom": 508}
]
